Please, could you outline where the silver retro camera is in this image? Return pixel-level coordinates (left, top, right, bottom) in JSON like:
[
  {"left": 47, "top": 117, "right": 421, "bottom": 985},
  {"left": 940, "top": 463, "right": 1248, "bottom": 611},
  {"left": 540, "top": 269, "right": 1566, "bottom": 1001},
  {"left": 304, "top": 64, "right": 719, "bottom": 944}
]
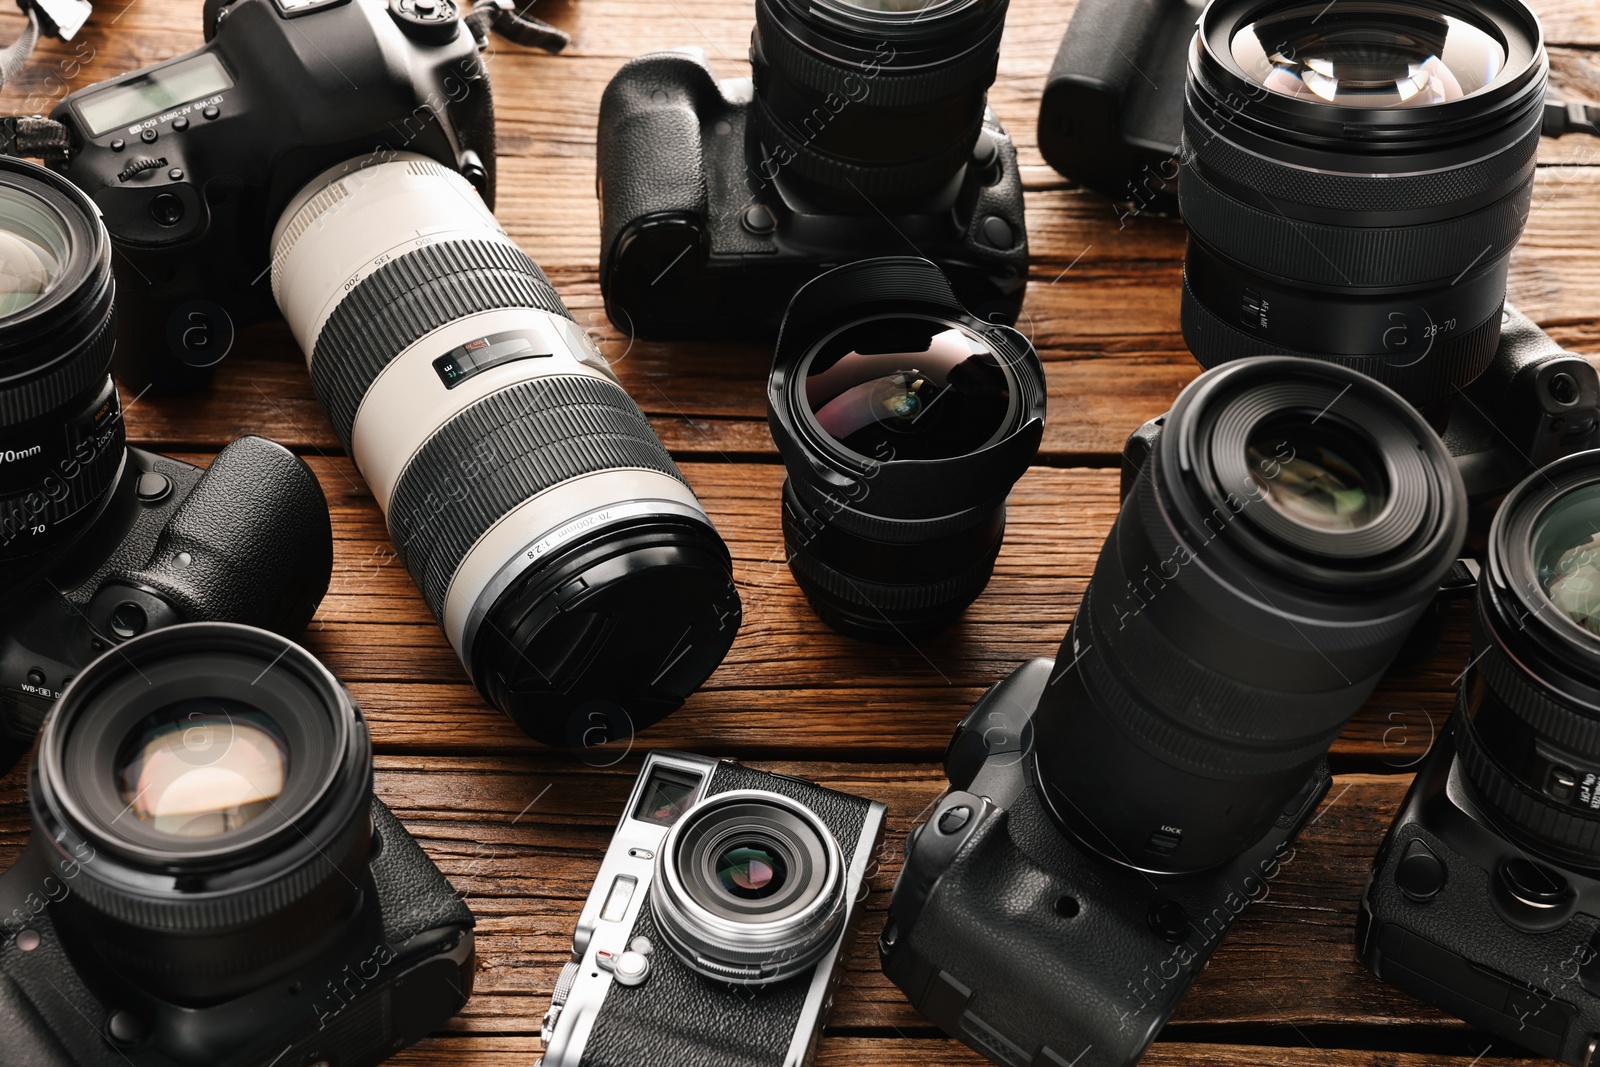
[{"left": 539, "top": 752, "right": 886, "bottom": 1067}]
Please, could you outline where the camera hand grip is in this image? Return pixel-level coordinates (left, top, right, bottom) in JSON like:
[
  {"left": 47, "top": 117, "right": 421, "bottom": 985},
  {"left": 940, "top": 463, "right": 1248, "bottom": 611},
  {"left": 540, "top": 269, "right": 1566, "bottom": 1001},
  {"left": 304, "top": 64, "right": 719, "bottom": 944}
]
[
  {"left": 114, "top": 435, "right": 332, "bottom": 637},
  {"left": 0, "top": 972, "right": 73, "bottom": 1067}
]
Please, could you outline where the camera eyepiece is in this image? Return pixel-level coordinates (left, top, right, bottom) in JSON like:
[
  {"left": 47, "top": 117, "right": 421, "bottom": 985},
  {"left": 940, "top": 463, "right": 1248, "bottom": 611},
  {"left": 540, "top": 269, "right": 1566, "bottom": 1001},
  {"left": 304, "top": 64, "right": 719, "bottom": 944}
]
[
  {"left": 0, "top": 157, "right": 122, "bottom": 561},
  {"left": 650, "top": 789, "right": 846, "bottom": 985},
  {"left": 32, "top": 622, "right": 373, "bottom": 1004},
  {"left": 767, "top": 258, "right": 1045, "bottom": 638},
  {"left": 1181, "top": 0, "right": 1547, "bottom": 413},
  {"left": 1034, "top": 357, "right": 1466, "bottom": 873},
  {"left": 1459, "top": 450, "right": 1600, "bottom": 866},
  {"left": 752, "top": 0, "right": 1009, "bottom": 201}
]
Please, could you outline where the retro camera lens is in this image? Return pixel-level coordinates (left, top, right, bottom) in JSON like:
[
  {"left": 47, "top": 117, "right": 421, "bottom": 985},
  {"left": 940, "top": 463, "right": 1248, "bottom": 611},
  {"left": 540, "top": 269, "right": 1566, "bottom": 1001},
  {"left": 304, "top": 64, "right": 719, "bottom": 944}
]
[
  {"left": 768, "top": 259, "right": 1045, "bottom": 639},
  {"left": 1034, "top": 358, "right": 1466, "bottom": 873},
  {"left": 652, "top": 789, "right": 845, "bottom": 984},
  {"left": 0, "top": 158, "right": 123, "bottom": 562},
  {"left": 1457, "top": 452, "right": 1600, "bottom": 865},
  {"left": 752, "top": 0, "right": 1007, "bottom": 200},
  {"left": 1181, "top": 0, "right": 1547, "bottom": 413},
  {"left": 32, "top": 623, "right": 373, "bottom": 1004},
  {"left": 271, "top": 156, "right": 740, "bottom": 747}
]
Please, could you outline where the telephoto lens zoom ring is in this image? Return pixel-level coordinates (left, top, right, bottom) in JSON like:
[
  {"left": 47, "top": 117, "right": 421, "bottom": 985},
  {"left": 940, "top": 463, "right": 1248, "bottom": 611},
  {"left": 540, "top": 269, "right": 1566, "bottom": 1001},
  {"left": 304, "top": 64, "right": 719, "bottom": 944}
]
[
  {"left": 1180, "top": 173, "right": 1534, "bottom": 289},
  {"left": 387, "top": 374, "right": 689, "bottom": 619},
  {"left": 0, "top": 305, "right": 114, "bottom": 424},
  {"left": 1181, "top": 118, "right": 1542, "bottom": 215},
  {"left": 1457, "top": 715, "right": 1600, "bottom": 856},
  {"left": 1075, "top": 584, "right": 1354, "bottom": 777},
  {"left": 309, "top": 238, "right": 569, "bottom": 449},
  {"left": 753, "top": 5, "right": 1004, "bottom": 110},
  {"left": 1180, "top": 276, "right": 1501, "bottom": 406}
]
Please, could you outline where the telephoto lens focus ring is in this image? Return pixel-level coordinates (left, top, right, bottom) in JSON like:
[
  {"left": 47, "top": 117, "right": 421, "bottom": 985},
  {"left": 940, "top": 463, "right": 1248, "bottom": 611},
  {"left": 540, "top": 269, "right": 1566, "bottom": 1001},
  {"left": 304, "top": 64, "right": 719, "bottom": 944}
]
[
  {"left": 1034, "top": 357, "right": 1465, "bottom": 873},
  {"left": 1457, "top": 450, "right": 1600, "bottom": 866},
  {"left": 272, "top": 155, "right": 740, "bottom": 748},
  {"left": 1179, "top": 0, "right": 1548, "bottom": 411},
  {"left": 32, "top": 623, "right": 373, "bottom": 1003},
  {"left": 767, "top": 257, "right": 1045, "bottom": 639},
  {"left": 650, "top": 789, "right": 846, "bottom": 985}
]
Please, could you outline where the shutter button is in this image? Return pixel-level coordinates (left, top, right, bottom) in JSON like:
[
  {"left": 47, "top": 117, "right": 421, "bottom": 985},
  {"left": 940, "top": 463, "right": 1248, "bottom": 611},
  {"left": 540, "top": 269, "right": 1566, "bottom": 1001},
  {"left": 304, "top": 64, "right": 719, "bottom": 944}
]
[
  {"left": 597, "top": 936, "right": 654, "bottom": 987},
  {"left": 938, "top": 804, "right": 972, "bottom": 835}
]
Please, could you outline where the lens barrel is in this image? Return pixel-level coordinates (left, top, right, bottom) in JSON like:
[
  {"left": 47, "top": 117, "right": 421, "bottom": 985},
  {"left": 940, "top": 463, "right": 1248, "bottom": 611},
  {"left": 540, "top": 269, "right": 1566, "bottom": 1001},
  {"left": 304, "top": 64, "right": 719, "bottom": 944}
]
[
  {"left": 651, "top": 788, "right": 846, "bottom": 984},
  {"left": 0, "top": 157, "right": 123, "bottom": 561},
  {"left": 1180, "top": 0, "right": 1547, "bottom": 412},
  {"left": 751, "top": 0, "right": 1008, "bottom": 201},
  {"left": 767, "top": 258, "right": 1045, "bottom": 639},
  {"left": 1458, "top": 451, "right": 1600, "bottom": 867},
  {"left": 271, "top": 156, "right": 741, "bottom": 747},
  {"left": 1034, "top": 358, "right": 1465, "bottom": 873},
  {"left": 32, "top": 623, "right": 373, "bottom": 1005}
]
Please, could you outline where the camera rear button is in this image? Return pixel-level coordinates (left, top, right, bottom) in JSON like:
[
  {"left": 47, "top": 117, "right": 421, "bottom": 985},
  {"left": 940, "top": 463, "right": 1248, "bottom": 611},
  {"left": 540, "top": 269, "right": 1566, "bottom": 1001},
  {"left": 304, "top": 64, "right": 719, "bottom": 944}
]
[
  {"left": 203, "top": 105, "right": 220, "bottom": 120},
  {"left": 140, "top": 128, "right": 157, "bottom": 144},
  {"left": 172, "top": 117, "right": 189, "bottom": 132},
  {"left": 1395, "top": 839, "right": 1446, "bottom": 903},
  {"left": 107, "top": 1010, "right": 148, "bottom": 1047}
]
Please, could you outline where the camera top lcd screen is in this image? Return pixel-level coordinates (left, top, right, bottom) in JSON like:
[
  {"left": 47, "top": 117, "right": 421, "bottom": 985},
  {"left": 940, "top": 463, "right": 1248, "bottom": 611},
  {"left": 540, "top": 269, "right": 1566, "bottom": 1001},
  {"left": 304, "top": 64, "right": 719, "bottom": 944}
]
[
  {"left": 634, "top": 769, "right": 701, "bottom": 826},
  {"left": 76, "top": 54, "right": 234, "bottom": 136}
]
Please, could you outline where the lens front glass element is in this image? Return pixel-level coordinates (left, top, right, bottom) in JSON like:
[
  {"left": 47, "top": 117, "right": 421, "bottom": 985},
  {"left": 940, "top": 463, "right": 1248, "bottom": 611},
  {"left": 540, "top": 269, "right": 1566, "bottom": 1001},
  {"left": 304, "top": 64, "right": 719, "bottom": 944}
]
[
  {"left": 1230, "top": 2, "right": 1506, "bottom": 108},
  {"left": 114, "top": 698, "right": 290, "bottom": 838},
  {"left": 715, "top": 841, "right": 789, "bottom": 899},
  {"left": 1247, "top": 415, "right": 1388, "bottom": 531},
  {"left": 1533, "top": 483, "right": 1600, "bottom": 638},
  {"left": 803, "top": 316, "right": 1014, "bottom": 461},
  {"left": 0, "top": 184, "right": 70, "bottom": 317}
]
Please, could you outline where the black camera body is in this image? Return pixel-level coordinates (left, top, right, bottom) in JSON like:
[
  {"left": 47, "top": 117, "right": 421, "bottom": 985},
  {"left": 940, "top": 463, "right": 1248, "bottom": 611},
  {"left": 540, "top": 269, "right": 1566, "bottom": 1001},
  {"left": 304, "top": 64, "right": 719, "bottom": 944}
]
[
  {"left": 49, "top": 0, "right": 496, "bottom": 391},
  {"left": 0, "top": 796, "right": 473, "bottom": 1067},
  {"left": 595, "top": 49, "right": 1028, "bottom": 339},
  {"left": 0, "top": 435, "right": 332, "bottom": 773},
  {"left": 1359, "top": 722, "right": 1600, "bottom": 1065},
  {"left": 882, "top": 659, "right": 1329, "bottom": 1067},
  {"left": 1038, "top": 0, "right": 1199, "bottom": 215}
]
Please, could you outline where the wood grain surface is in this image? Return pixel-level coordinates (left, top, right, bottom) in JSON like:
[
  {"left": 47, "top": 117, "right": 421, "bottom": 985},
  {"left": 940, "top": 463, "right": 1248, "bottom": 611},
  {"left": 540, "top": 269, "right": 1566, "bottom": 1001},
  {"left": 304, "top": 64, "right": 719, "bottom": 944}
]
[{"left": 0, "top": 0, "right": 1596, "bottom": 1064}]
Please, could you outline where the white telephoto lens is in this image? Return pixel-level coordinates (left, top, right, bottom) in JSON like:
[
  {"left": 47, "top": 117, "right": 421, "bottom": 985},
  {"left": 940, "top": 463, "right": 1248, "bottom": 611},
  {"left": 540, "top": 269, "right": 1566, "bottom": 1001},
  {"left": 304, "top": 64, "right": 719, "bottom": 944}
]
[{"left": 270, "top": 154, "right": 741, "bottom": 746}]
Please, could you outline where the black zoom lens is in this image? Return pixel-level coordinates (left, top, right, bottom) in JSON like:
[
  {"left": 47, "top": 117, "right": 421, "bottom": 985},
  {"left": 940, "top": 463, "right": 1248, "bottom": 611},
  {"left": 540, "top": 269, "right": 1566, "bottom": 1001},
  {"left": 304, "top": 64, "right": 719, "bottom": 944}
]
[
  {"left": 1034, "top": 358, "right": 1465, "bottom": 873},
  {"left": 1180, "top": 0, "right": 1547, "bottom": 413},
  {"left": 767, "top": 258, "right": 1045, "bottom": 639},
  {"left": 0, "top": 158, "right": 122, "bottom": 561},
  {"left": 751, "top": 0, "right": 1008, "bottom": 201},
  {"left": 1458, "top": 451, "right": 1600, "bottom": 867},
  {"left": 32, "top": 623, "right": 374, "bottom": 1004}
]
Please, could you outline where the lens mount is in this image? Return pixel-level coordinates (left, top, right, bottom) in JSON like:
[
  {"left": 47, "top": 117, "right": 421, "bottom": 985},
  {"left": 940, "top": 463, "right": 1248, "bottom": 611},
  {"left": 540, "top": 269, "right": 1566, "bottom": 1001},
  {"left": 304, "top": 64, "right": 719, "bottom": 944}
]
[
  {"left": 32, "top": 622, "right": 372, "bottom": 1002},
  {"left": 650, "top": 788, "right": 845, "bottom": 985}
]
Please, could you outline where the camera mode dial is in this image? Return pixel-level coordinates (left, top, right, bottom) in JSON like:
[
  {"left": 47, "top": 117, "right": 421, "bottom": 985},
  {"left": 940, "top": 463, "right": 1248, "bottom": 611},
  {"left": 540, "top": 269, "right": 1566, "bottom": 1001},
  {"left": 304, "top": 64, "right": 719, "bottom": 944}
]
[{"left": 388, "top": 0, "right": 459, "bottom": 42}]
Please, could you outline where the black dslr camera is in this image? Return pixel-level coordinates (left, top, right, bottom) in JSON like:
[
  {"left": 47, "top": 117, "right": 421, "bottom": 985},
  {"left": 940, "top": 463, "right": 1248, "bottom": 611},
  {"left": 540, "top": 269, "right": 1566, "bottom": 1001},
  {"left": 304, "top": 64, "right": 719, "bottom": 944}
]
[
  {"left": 1361, "top": 450, "right": 1600, "bottom": 1065},
  {"left": 0, "top": 157, "right": 331, "bottom": 776},
  {"left": 49, "top": 0, "right": 497, "bottom": 393},
  {"left": 595, "top": 0, "right": 1028, "bottom": 340},
  {"left": 0, "top": 623, "right": 474, "bottom": 1066},
  {"left": 540, "top": 751, "right": 885, "bottom": 1067},
  {"left": 884, "top": 356, "right": 1468, "bottom": 1067}
]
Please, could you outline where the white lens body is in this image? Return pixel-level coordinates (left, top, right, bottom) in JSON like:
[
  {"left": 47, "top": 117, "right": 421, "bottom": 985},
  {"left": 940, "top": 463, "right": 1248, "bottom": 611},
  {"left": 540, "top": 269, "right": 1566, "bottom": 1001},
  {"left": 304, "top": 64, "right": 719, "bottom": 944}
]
[{"left": 270, "top": 155, "right": 709, "bottom": 666}]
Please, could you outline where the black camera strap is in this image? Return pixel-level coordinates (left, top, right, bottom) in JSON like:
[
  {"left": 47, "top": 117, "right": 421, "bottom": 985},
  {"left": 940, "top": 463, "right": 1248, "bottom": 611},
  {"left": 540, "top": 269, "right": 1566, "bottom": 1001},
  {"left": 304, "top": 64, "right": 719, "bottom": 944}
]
[
  {"left": 0, "top": 8, "right": 38, "bottom": 93},
  {"left": 466, "top": 0, "right": 569, "bottom": 53}
]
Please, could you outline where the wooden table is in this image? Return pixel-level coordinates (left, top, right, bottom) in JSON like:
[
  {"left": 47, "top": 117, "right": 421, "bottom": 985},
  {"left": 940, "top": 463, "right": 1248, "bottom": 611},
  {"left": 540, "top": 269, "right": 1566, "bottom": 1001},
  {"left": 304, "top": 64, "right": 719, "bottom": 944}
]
[{"left": 2, "top": 0, "right": 1598, "bottom": 1064}]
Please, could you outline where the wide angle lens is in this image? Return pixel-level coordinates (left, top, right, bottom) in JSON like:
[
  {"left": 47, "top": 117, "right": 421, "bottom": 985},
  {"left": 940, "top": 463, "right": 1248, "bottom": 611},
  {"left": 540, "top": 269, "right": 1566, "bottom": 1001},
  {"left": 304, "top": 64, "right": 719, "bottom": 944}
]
[
  {"left": 751, "top": 0, "right": 1008, "bottom": 200},
  {"left": 271, "top": 155, "right": 741, "bottom": 747},
  {"left": 1033, "top": 357, "right": 1466, "bottom": 874},
  {"left": 768, "top": 258, "right": 1045, "bottom": 639},
  {"left": 1457, "top": 452, "right": 1600, "bottom": 865},
  {"left": 0, "top": 158, "right": 123, "bottom": 562},
  {"left": 32, "top": 623, "right": 374, "bottom": 1003},
  {"left": 652, "top": 789, "right": 844, "bottom": 984},
  {"left": 1181, "top": 0, "right": 1547, "bottom": 414}
]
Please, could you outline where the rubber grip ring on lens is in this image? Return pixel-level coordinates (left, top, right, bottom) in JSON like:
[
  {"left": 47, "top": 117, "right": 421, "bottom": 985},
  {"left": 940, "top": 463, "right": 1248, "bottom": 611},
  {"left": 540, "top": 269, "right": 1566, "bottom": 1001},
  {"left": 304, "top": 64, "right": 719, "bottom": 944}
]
[
  {"left": 1458, "top": 714, "right": 1600, "bottom": 856},
  {"left": 309, "top": 238, "right": 570, "bottom": 450},
  {"left": 1179, "top": 168, "right": 1534, "bottom": 289},
  {"left": 386, "top": 374, "right": 689, "bottom": 619},
  {"left": 1478, "top": 643, "right": 1600, "bottom": 762},
  {"left": 783, "top": 521, "right": 1001, "bottom": 614},
  {"left": 0, "top": 306, "right": 114, "bottom": 424},
  {"left": 1181, "top": 116, "right": 1542, "bottom": 215}
]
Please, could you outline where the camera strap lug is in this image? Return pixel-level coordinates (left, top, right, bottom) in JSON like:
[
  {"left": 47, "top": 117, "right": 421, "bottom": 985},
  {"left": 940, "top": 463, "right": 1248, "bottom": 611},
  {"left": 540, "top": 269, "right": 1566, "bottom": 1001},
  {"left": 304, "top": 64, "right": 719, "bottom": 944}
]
[
  {"left": 0, "top": 113, "right": 69, "bottom": 166},
  {"left": 464, "top": 0, "right": 568, "bottom": 53}
]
